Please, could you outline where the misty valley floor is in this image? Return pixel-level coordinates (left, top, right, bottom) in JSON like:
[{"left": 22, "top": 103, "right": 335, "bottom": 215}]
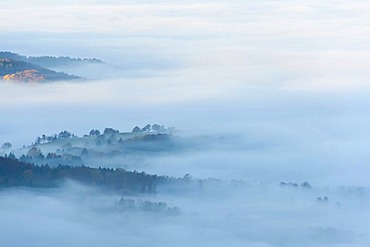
[{"left": 0, "top": 179, "right": 369, "bottom": 247}]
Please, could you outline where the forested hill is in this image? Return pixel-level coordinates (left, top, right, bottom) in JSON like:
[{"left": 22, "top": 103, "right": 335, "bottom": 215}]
[
  {"left": 0, "top": 58, "right": 80, "bottom": 82},
  {"left": 0, "top": 156, "right": 171, "bottom": 193},
  {"left": 0, "top": 51, "right": 105, "bottom": 82},
  {"left": 0, "top": 52, "right": 104, "bottom": 68}
]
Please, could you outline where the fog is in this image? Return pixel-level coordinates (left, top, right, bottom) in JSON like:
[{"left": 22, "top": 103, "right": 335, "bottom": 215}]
[
  {"left": 1, "top": 0, "right": 370, "bottom": 246},
  {"left": 1, "top": 181, "right": 370, "bottom": 247},
  {"left": 2, "top": 84, "right": 370, "bottom": 186}
]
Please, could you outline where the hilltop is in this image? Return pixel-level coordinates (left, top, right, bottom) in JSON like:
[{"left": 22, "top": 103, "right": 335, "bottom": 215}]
[{"left": 0, "top": 52, "right": 104, "bottom": 68}]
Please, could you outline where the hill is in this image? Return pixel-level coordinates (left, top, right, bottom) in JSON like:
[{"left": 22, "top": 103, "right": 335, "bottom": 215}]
[
  {"left": 0, "top": 58, "right": 80, "bottom": 82},
  {"left": 0, "top": 51, "right": 104, "bottom": 68},
  {"left": 0, "top": 51, "right": 105, "bottom": 82}
]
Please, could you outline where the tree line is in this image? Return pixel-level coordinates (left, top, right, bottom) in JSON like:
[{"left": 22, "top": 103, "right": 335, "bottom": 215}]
[{"left": 0, "top": 156, "right": 172, "bottom": 193}]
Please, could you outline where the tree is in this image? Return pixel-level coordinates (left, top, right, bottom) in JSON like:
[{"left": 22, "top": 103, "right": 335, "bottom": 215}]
[
  {"left": 2, "top": 142, "right": 12, "bottom": 149},
  {"left": 8, "top": 153, "right": 16, "bottom": 160},
  {"left": 152, "top": 124, "right": 161, "bottom": 132},
  {"left": 142, "top": 124, "right": 151, "bottom": 132},
  {"left": 183, "top": 173, "right": 192, "bottom": 181},
  {"left": 132, "top": 126, "right": 142, "bottom": 133},
  {"left": 301, "top": 181, "right": 312, "bottom": 189},
  {"left": 89, "top": 129, "right": 100, "bottom": 136},
  {"left": 35, "top": 136, "right": 42, "bottom": 145},
  {"left": 103, "top": 128, "right": 119, "bottom": 135},
  {"left": 118, "top": 138, "right": 124, "bottom": 144},
  {"left": 152, "top": 124, "right": 166, "bottom": 132},
  {"left": 27, "top": 147, "right": 42, "bottom": 158},
  {"left": 58, "top": 130, "right": 72, "bottom": 139},
  {"left": 47, "top": 135, "right": 57, "bottom": 142}
]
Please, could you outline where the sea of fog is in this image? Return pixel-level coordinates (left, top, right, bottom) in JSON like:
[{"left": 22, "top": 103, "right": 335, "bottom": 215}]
[{"left": 1, "top": 0, "right": 370, "bottom": 246}]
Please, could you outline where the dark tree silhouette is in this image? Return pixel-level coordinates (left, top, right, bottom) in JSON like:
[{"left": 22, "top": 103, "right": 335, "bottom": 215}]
[
  {"left": 132, "top": 126, "right": 142, "bottom": 133},
  {"left": 103, "top": 128, "right": 119, "bottom": 135},
  {"left": 1, "top": 142, "right": 12, "bottom": 149},
  {"left": 89, "top": 129, "right": 101, "bottom": 136}
]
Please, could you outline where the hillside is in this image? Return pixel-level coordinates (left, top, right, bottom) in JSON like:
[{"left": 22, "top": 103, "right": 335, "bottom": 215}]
[
  {"left": 0, "top": 51, "right": 105, "bottom": 82},
  {"left": 0, "top": 58, "right": 80, "bottom": 82},
  {"left": 0, "top": 156, "right": 168, "bottom": 193}
]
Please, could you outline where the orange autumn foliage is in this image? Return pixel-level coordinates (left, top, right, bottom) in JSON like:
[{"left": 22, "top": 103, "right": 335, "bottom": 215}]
[{"left": 3, "top": 70, "right": 45, "bottom": 82}]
